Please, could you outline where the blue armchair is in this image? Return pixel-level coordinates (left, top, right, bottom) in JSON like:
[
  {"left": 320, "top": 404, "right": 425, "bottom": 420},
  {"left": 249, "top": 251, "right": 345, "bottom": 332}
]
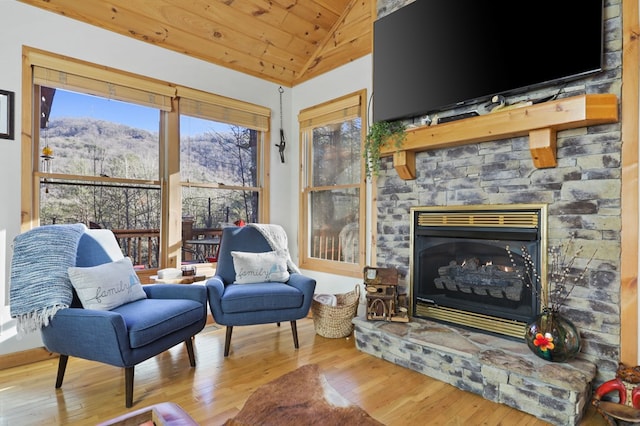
[
  {"left": 33, "top": 228, "right": 208, "bottom": 408},
  {"left": 206, "top": 226, "right": 316, "bottom": 356}
]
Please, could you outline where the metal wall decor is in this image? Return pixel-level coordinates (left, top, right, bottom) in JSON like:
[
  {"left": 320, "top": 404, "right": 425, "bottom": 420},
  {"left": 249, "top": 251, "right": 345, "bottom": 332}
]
[
  {"left": 0, "top": 90, "right": 14, "bottom": 140},
  {"left": 276, "top": 86, "right": 286, "bottom": 163}
]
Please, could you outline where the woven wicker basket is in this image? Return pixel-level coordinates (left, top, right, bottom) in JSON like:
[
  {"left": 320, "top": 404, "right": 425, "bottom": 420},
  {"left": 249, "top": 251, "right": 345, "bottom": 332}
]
[{"left": 311, "top": 285, "right": 360, "bottom": 338}]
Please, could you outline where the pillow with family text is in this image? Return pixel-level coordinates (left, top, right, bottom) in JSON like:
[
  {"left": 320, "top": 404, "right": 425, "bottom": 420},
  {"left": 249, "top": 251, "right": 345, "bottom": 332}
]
[
  {"left": 231, "top": 250, "right": 290, "bottom": 284},
  {"left": 68, "top": 257, "right": 147, "bottom": 310}
]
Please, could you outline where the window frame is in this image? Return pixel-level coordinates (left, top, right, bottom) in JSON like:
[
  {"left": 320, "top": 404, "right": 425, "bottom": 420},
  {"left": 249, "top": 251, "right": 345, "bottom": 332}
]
[
  {"left": 21, "top": 46, "right": 270, "bottom": 271},
  {"left": 176, "top": 86, "right": 270, "bottom": 228},
  {"left": 298, "top": 90, "right": 367, "bottom": 277}
]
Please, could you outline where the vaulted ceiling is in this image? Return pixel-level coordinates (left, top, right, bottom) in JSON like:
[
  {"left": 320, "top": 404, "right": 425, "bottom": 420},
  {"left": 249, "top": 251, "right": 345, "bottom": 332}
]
[{"left": 19, "top": 0, "right": 374, "bottom": 87}]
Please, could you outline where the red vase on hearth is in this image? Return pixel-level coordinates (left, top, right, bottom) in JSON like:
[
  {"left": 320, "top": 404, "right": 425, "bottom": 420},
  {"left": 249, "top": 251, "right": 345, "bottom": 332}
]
[{"left": 524, "top": 309, "right": 581, "bottom": 363}]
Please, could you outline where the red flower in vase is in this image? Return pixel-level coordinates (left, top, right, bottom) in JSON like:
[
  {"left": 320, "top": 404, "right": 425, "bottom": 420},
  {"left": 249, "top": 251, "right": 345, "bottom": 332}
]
[{"left": 533, "top": 332, "right": 555, "bottom": 352}]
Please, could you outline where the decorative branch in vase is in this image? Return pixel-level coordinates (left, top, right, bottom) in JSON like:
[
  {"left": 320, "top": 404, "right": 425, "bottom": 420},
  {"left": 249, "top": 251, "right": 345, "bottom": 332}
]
[{"left": 506, "top": 233, "right": 597, "bottom": 362}]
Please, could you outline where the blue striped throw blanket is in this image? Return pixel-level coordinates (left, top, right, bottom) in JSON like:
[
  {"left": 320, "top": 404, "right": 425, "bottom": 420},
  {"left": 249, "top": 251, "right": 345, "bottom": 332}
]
[{"left": 10, "top": 223, "right": 86, "bottom": 335}]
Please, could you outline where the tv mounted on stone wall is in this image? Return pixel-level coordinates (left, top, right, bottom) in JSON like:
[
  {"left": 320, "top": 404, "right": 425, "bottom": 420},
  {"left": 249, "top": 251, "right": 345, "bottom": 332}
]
[{"left": 372, "top": 0, "right": 604, "bottom": 123}]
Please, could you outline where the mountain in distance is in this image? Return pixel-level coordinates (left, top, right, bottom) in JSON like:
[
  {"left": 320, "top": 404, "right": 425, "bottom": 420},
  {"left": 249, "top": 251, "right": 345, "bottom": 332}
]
[{"left": 41, "top": 117, "right": 242, "bottom": 183}]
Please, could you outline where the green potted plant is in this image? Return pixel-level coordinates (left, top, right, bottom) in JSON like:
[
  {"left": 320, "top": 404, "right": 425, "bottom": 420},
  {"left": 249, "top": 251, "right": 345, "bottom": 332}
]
[{"left": 363, "top": 120, "right": 407, "bottom": 177}]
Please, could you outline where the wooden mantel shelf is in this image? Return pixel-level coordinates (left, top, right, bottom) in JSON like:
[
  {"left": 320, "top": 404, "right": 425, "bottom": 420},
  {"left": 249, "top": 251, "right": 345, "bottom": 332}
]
[{"left": 380, "top": 94, "right": 619, "bottom": 180}]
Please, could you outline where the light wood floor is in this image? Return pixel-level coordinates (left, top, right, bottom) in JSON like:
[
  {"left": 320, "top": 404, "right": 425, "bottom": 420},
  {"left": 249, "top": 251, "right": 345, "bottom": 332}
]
[{"left": 0, "top": 318, "right": 609, "bottom": 425}]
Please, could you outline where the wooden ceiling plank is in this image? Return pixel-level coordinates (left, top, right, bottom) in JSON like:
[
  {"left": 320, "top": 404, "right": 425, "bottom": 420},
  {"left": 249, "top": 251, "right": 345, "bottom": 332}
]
[
  {"left": 113, "top": 1, "right": 299, "bottom": 81},
  {"left": 116, "top": 0, "right": 308, "bottom": 68},
  {"left": 305, "top": 0, "right": 352, "bottom": 17},
  {"left": 339, "top": 0, "right": 372, "bottom": 27},
  {"left": 21, "top": 0, "right": 298, "bottom": 84},
  {"left": 17, "top": 0, "right": 373, "bottom": 87},
  {"left": 298, "top": 40, "right": 370, "bottom": 84},
  {"left": 246, "top": 0, "right": 340, "bottom": 30},
  {"left": 319, "top": 33, "right": 370, "bottom": 63},
  {"left": 295, "top": 1, "right": 371, "bottom": 85},
  {"left": 165, "top": 0, "right": 292, "bottom": 43},
  {"left": 232, "top": 0, "right": 330, "bottom": 46},
  {"left": 179, "top": 0, "right": 318, "bottom": 63},
  {"left": 298, "top": 0, "right": 361, "bottom": 77},
  {"left": 266, "top": 0, "right": 342, "bottom": 30},
  {"left": 151, "top": 1, "right": 311, "bottom": 68},
  {"left": 280, "top": 14, "right": 329, "bottom": 45},
  {"left": 20, "top": 0, "right": 170, "bottom": 43},
  {"left": 331, "top": 14, "right": 372, "bottom": 49}
]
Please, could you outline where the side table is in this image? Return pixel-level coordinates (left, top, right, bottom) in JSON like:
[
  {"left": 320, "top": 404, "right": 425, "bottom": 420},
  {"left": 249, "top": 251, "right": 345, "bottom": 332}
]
[{"left": 150, "top": 274, "right": 207, "bottom": 284}]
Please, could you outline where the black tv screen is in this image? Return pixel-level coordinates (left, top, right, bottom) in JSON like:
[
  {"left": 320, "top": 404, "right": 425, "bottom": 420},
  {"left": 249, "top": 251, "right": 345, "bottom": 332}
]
[{"left": 372, "top": 0, "right": 604, "bottom": 123}]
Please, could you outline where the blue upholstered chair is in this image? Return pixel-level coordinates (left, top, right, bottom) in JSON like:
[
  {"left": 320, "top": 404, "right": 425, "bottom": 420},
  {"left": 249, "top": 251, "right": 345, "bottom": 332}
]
[
  {"left": 206, "top": 226, "right": 316, "bottom": 356},
  {"left": 38, "top": 228, "right": 208, "bottom": 407}
]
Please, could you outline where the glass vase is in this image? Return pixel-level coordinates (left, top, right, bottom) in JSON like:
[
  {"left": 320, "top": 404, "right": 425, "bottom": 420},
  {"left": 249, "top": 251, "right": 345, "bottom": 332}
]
[{"left": 524, "top": 310, "right": 581, "bottom": 362}]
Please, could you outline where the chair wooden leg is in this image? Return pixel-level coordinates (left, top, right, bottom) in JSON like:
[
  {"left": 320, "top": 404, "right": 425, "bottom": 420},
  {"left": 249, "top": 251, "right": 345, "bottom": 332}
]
[
  {"left": 224, "top": 326, "right": 233, "bottom": 357},
  {"left": 125, "top": 366, "right": 134, "bottom": 408},
  {"left": 290, "top": 320, "right": 299, "bottom": 349},
  {"left": 185, "top": 337, "right": 196, "bottom": 367},
  {"left": 55, "top": 355, "right": 68, "bottom": 388}
]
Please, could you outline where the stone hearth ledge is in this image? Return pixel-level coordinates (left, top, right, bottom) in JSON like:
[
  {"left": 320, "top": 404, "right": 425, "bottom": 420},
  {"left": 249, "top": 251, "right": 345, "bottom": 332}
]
[{"left": 352, "top": 316, "right": 596, "bottom": 426}]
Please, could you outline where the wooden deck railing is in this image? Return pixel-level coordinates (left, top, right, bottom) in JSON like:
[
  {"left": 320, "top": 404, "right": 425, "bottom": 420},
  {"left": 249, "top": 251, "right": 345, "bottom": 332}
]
[
  {"left": 112, "top": 228, "right": 160, "bottom": 268},
  {"left": 191, "top": 227, "right": 222, "bottom": 239},
  {"left": 112, "top": 227, "right": 353, "bottom": 267},
  {"left": 311, "top": 229, "right": 358, "bottom": 263},
  {"left": 112, "top": 227, "right": 221, "bottom": 268},
  {"left": 312, "top": 232, "right": 341, "bottom": 261}
]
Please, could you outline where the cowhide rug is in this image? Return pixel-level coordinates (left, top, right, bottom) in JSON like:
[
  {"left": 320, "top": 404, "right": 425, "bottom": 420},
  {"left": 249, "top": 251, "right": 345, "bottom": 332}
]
[{"left": 223, "top": 364, "right": 384, "bottom": 425}]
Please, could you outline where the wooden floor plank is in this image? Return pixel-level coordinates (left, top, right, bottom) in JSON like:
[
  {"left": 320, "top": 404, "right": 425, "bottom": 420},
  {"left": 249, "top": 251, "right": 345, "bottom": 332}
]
[{"left": 0, "top": 318, "right": 609, "bottom": 425}]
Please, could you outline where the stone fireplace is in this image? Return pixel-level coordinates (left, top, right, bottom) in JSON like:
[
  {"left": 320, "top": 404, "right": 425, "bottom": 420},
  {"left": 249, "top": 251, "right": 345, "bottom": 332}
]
[
  {"left": 358, "top": 3, "right": 623, "bottom": 424},
  {"left": 357, "top": 120, "right": 623, "bottom": 423},
  {"left": 356, "top": 203, "right": 604, "bottom": 425},
  {"left": 357, "top": 124, "right": 623, "bottom": 425},
  {"left": 410, "top": 204, "right": 545, "bottom": 340}
]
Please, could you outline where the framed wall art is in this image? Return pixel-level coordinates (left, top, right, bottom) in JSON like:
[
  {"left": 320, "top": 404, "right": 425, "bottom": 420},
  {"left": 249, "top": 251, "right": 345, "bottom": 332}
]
[{"left": 0, "top": 90, "right": 15, "bottom": 140}]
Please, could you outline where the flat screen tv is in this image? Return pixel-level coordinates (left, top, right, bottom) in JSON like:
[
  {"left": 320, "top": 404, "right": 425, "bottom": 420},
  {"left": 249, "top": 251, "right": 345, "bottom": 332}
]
[{"left": 372, "top": 0, "right": 604, "bottom": 123}]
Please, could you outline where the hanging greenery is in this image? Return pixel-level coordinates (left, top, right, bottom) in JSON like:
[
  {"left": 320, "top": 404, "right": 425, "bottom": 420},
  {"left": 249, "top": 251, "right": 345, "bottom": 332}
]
[{"left": 363, "top": 120, "right": 407, "bottom": 178}]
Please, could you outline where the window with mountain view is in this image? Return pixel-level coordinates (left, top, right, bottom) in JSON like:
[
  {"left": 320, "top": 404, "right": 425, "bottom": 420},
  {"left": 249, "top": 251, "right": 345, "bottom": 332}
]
[
  {"left": 180, "top": 116, "right": 261, "bottom": 228},
  {"left": 298, "top": 91, "right": 366, "bottom": 277},
  {"left": 26, "top": 48, "right": 270, "bottom": 270},
  {"left": 37, "top": 87, "right": 163, "bottom": 267}
]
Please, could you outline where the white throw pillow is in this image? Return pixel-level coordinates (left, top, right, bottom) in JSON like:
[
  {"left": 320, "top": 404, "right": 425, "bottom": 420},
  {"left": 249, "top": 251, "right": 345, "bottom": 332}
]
[
  {"left": 68, "top": 257, "right": 147, "bottom": 310},
  {"left": 231, "top": 250, "right": 290, "bottom": 284}
]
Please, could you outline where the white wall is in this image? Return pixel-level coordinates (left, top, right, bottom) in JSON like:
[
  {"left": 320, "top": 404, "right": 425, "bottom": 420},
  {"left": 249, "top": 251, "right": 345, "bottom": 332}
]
[{"left": 0, "top": 1, "right": 372, "bottom": 355}]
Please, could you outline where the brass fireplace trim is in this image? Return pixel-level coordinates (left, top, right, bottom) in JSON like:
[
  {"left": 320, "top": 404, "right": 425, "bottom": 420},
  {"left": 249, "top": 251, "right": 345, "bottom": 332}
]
[
  {"left": 409, "top": 203, "right": 548, "bottom": 339},
  {"left": 412, "top": 203, "right": 546, "bottom": 228},
  {"left": 414, "top": 304, "right": 526, "bottom": 339},
  {"left": 416, "top": 211, "right": 539, "bottom": 228}
]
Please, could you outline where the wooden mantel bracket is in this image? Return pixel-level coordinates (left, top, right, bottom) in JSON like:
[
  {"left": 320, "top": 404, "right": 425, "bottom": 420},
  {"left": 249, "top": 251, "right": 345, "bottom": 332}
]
[{"left": 380, "top": 94, "right": 619, "bottom": 180}]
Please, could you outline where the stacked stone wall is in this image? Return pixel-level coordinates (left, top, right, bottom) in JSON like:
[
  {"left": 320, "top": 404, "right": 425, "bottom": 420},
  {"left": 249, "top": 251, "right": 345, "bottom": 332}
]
[{"left": 374, "top": 0, "right": 623, "bottom": 389}]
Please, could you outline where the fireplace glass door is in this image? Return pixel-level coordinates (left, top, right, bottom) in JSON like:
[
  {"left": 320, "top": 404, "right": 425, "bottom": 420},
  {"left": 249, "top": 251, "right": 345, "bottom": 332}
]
[{"left": 411, "top": 205, "right": 546, "bottom": 339}]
